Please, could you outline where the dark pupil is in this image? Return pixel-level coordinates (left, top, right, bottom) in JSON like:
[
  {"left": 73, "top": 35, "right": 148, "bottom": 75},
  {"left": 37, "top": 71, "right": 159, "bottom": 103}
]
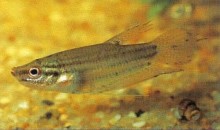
[{"left": 30, "top": 69, "right": 38, "bottom": 75}]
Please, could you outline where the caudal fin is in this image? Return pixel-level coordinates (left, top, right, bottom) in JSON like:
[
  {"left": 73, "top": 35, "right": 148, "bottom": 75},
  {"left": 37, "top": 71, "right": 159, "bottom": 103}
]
[{"left": 152, "top": 28, "right": 197, "bottom": 67}]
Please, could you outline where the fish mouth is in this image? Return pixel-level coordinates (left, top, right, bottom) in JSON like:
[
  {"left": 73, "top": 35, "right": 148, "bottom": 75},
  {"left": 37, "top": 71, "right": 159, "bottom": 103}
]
[{"left": 11, "top": 67, "right": 17, "bottom": 76}]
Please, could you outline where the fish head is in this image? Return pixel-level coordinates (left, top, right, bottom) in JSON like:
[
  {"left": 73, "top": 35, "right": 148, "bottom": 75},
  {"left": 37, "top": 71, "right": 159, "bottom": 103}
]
[
  {"left": 11, "top": 59, "right": 61, "bottom": 90},
  {"left": 11, "top": 58, "right": 80, "bottom": 93}
]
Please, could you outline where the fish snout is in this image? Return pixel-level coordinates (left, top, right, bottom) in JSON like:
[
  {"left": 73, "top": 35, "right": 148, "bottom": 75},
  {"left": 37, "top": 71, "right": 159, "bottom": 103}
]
[{"left": 11, "top": 67, "right": 17, "bottom": 76}]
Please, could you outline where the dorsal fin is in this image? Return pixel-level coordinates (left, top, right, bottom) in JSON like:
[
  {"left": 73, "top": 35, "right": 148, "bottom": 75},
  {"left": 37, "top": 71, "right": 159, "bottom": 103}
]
[{"left": 105, "top": 21, "right": 160, "bottom": 45}]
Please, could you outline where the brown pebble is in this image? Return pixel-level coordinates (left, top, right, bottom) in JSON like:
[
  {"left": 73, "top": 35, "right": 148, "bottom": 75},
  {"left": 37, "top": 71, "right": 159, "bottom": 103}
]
[
  {"left": 170, "top": 95, "right": 175, "bottom": 100},
  {"left": 45, "top": 112, "right": 53, "bottom": 119},
  {"left": 154, "top": 90, "right": 160, "bottom": 95},
  {"left": 135, "top": 109, "right": 145, "bottom": 117},
  {"left": 41, "top": 100, "right": 54, "bottom": 106}
]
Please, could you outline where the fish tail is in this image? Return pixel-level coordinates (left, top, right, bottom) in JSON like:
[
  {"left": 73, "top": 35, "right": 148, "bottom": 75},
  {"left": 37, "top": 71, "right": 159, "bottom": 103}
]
[{"left": 152, "top": 28, "right": 197, "bottom": 68}]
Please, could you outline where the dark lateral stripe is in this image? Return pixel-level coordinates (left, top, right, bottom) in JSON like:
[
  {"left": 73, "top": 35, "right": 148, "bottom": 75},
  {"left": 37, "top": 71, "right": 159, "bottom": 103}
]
[
  {"left": 54, "top": 44, "right": 157, "bottom": 70},
  {"left": 72, "top": 46, "right": 156, "bottom": 71},
  {"left": 93, "top": 61, "right": 145, "bottom": 81},
  {"left": 42, "top": 68, "right": 60, "bottom": 76},
  {"left": 107, "top": 49, "right": 157, "bottom": 68},
  {"left": 59, "top": 44, "right": 156, "bottom": 67},
  {"left": 43, "top": 71, "right": 60, "bottom": 76},
  {"left": 45, "top": 44, "right": 156, "bottom": 68},
  {"left": 42, "top": 64, "right": 59, "bottom": 68},
  {"left": 90, "top": 51, "right": 157, "bottom": 81}
]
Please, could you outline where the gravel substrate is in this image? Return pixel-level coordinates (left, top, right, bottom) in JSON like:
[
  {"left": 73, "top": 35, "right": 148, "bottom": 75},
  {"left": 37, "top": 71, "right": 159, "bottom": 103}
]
[{"left": 0, "top": 0, "right": 220, "bottom": 129}]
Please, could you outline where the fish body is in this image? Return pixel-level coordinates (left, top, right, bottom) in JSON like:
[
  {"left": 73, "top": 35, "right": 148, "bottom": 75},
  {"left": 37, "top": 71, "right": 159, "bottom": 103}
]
[{"left": 11, "top": 23, "right": 197, "bottom": 94}]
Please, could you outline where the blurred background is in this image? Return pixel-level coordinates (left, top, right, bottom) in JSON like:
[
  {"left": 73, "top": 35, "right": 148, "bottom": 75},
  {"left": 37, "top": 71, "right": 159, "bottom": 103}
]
[{"left": 0, "top": 0, "right": 220, "bottom": 129}]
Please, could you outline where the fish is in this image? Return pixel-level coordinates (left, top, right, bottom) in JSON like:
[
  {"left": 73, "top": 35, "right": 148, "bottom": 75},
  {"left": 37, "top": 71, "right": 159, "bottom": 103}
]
[{"left": 11, "top": 22, "right": 198, "bottom": 94}]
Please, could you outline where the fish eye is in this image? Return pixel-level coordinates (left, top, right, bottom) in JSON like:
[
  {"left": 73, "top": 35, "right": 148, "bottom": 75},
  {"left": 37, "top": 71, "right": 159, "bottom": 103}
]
[{"left": 29, "top": 67, "right": 41, "bottom": 78}]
